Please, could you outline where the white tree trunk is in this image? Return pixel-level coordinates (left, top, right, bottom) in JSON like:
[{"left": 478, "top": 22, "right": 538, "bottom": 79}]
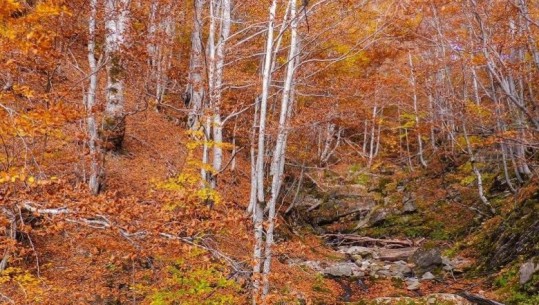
[
  {"left": 209, "top": 0, "right": 231, "bottom": 188},
  {"left": 463, "top": 123, "right": 495, "bottom": 214},
  {"left": 102, "top": 0, "right": 129, "bottom": 152},
  {"left": 408, "top": 51, "right": 427, "bottom": 168},
  {"left": 87, "top": 0, "right": 101, "bottom": 194},
  {"left": 252, "top": 0, "right": 278, "bottom": 302},
  {"left": 186, "top": 0, "right": 205, "bottom": 130},
  {"left": 262, "top": 0, "right": 298, "bottom": 297}
]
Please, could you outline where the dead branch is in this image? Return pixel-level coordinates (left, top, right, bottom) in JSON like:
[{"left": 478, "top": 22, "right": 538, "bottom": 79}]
[
  {"left": 0, "top": 207, "right": 16, "bottom": 272},
  {"left": 457, "top": 292, "right": 505, "bottom": 305},
  {"left": 21, "top": 201, "right": 70, "bottom": 215},
  {"left": 324, "top": 234, "right": 414, "bottom": 247},
  {"left": 159, "top": 233, "right": 249, "bottom": 275}
]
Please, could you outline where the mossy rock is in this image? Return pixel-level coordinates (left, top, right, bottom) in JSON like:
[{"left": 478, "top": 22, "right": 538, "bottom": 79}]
[{"left": 482, "top": 191, "right": 539, "bottom": 271}]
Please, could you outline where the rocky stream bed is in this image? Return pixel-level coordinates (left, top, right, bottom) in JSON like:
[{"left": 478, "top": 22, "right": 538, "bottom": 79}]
[{"left": 279, "top": 180, "right": 537, "bottom": 304}]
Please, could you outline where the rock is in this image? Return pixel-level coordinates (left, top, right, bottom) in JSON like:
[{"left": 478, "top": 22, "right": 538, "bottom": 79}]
[
  {"left": 339, "top": 246, "right": 377, "bottom": 257},
  {"left": 411, "top": 248, "right": 443, "bottom": 273},
  {"left": 374, "top": 294, "right": 472, "bottom": 305},
  {"left": 359, "top": 260, "right": 371, "bottom": 271},
  {"left": 322, "top": 262, "right": 363, "bottom": 277},
  {"left": 484, "top": 193, "right": 539, "bottom": 271},
  {"left": 389, "top": 261, "right": 412, "bottom": 278},
  {"left": 358, "top": 207, "right": 390, "bottom": 228},
  {"left": 352, "top": 254, "right": 363, "bottom": 262},
  {"left": 422, "top": 271, "right": 435, "bottom": 280},
  {"left": 442, "top": 256, "right": 453, "bottom": 271},
  {"left": 402, "top": 193, "right": 417, "bottom": 213},
  {"left": 379, "top": 247, "right": 418, "bottom": 262},
  {"left": 370, "top": 208, "right": 389, "bottom": 226},
  {"left": 370, "top": 262, "right": 382, "bottom": 272},
  {"left": 297, "top": 260, "right": 322, "bottom": 272},
  {"left": 405, "top": 277, "right": 421, "bottom": 290},
  {"left": 450, "top": 256, "right": 474, "bottom": 273},
  {"left": 377, "top": 269, "right": 391, "bottom": 277},
  {"left": 519, "top": 260, "right": 539, "bottom": 285},
  {"left": 426, "top": 294, "right": 472, "bottom": 305},
  {"left": 403, "top": 200, "right": 417, "bottom": 213}
]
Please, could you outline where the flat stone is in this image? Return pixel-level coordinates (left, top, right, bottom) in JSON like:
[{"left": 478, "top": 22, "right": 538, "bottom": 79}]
[
  {"left": 427, "top": 293, "right": 473, "bottom": 305},
  {"left": 339, "top": 246, "right": 377, "bottom": 257},
  {"left": 359, "top": 261, "right": 371, "bottom": 271},
  {"left": 519, "top": 260, "right": 539, "bottom": 285},
  {"left": 379, "top": 247, "right": 418, "bottom": 262},
  {"left": 422, "top": 272, "right": 435, "bottom": 280},
  {"left": 405, "top": 278, "right": 421, "bottom": 290},
  {"left": 374, "top": 294, "right": 472, "bottom": 305},
  {"left": 322, "top": 262, "right": 362, "bottom": 277},
  {"left": 447, "top": 256, "right": 474, "bottom": 273},
  {"left": 298, "top": 260, "right": 322, "bottom": 272},
  {"left": 389, "top": 261, "right": 412, "bottom": 278}
]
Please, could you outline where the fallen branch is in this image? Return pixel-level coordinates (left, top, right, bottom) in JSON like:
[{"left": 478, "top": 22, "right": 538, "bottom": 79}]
[
  {"left": 324, "top": 234, "right": 414, "bottom": 247},
  {"left": 0, "top": 207, "right": 16, "bottom": 272},
  {"left": 315, "top": 208, "right": 370, "bottom": 226},
  {"left": 457, "top": 292, "right": 505, "bottom": 305},
  {"left": 0, "top": 292, "right": 15, "bottom": 305},
  {"left": 305, "top": 172, "right": 328, "bottom": 193},
  {"left": 21, "top": 201, "right": 70, "bottom": 215},
  {"left": 12, "top": 202, "right": 247, "bottom": 277},
  {"left": 19, "top": 202, "right": 143, "bottom": 248},
  {"left": 159, "top": 233, "right": 248, "bottom": 275}
]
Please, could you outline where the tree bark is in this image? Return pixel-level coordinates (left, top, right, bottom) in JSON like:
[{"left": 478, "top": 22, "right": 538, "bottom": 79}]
[
  {"left": 185, "top": 0, "right": 205, "bottom": 131},
  {"left": 101, "top": 0, "right": 129, "bottom": 152},
  {"left": 87, "top": 0, "right": 102, "bottom": 194},
  {"left": 262, "top": 0, "right": 299, "bottom": 296}
]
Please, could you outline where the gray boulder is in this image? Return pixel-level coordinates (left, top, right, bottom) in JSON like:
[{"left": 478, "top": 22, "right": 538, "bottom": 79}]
[
  {"left": 370, "top": 208, "right": 389, "bottom": 226},
  {"left": 405, "top": 277, "right": 421, "bottom": 290},
  {"left": 389, "top": 261, "right": 413, "bottom": 278},
  {"left": 410, "top": 248, "right": 443, "bottom": 273},
  {"left": 402, "top": 193, "right": 417, "bottom": 213},
  {"left": 519, "top": 259, "right": 539, "bottom": 285},
  {"left": 322, "top": 262, "right": 363, "bottom": 277}
]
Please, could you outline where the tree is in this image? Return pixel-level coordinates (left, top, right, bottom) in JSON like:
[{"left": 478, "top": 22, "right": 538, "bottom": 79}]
[{"left": 101, "top": 0, "right": 130, "bottom": 152}]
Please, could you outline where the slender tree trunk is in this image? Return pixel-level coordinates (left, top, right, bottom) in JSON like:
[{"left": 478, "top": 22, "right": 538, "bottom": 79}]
[
  {"left": 262, "top": 0, "right": 298, "bottom": 296},
  {"left": 248, "top": 97, "right": 260, "bottom": 216},
  {"left": 102, "top": 0, "right": 129, "bottom": 152},
  {"left": 367, "top": 104, "right": 377, "bottom": 168},
  {"left": 463, "top": 123, "right": 496, "bottom": 214},
  {"left": 147, "top": 1, "right": 174, "bottom": 110},
  {"left": 87, "top": 0, "right": 101, "bottom": 194},
  {"left": 408, "top": 51, "right": 427, "bottom": 168},
  {"left": 252, "top": 1, "right": 278, "bottom": 301},
  {"left": 185, "top": 0, "right": 205, "bottom": 130},
  {"left": 209, "top": 0, "right": 231, "bottom": 188}
]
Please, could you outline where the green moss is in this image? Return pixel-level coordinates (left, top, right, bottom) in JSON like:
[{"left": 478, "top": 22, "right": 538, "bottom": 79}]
[{"left": 311, "top": 274, "right": 331, "bottom": 293}]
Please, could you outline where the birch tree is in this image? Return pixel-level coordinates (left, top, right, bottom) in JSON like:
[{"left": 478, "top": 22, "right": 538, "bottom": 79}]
[
  {"left": 147, "top": 0, "right": 175, "bottom": 109},
  {"left": 185, "top": 0, "right": 205, "bottom": 131},
  {"left": 252, "top": 0, "right": 278, "bottom": 302},
  {"left": 87, "top": 0, "right": 102, "bottom": 194},
  {"left": 262, "top": 0, "right": 299, "bottom": 296},
  {"left": 205, "top": 0, "right": 231, "bottom": 189},
  {"left": 101, "top": 0, "right": 130, "bottom": 152}
]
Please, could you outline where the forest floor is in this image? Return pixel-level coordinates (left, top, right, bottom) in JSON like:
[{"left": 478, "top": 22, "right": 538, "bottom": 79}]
[{"left": 0, "top": 108, "right": 529, "bottom": 305}]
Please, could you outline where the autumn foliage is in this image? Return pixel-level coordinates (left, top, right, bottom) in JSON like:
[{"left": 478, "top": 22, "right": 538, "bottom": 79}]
[{"left": 1, "top": 0, "right": 539, "bottom": 304}]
